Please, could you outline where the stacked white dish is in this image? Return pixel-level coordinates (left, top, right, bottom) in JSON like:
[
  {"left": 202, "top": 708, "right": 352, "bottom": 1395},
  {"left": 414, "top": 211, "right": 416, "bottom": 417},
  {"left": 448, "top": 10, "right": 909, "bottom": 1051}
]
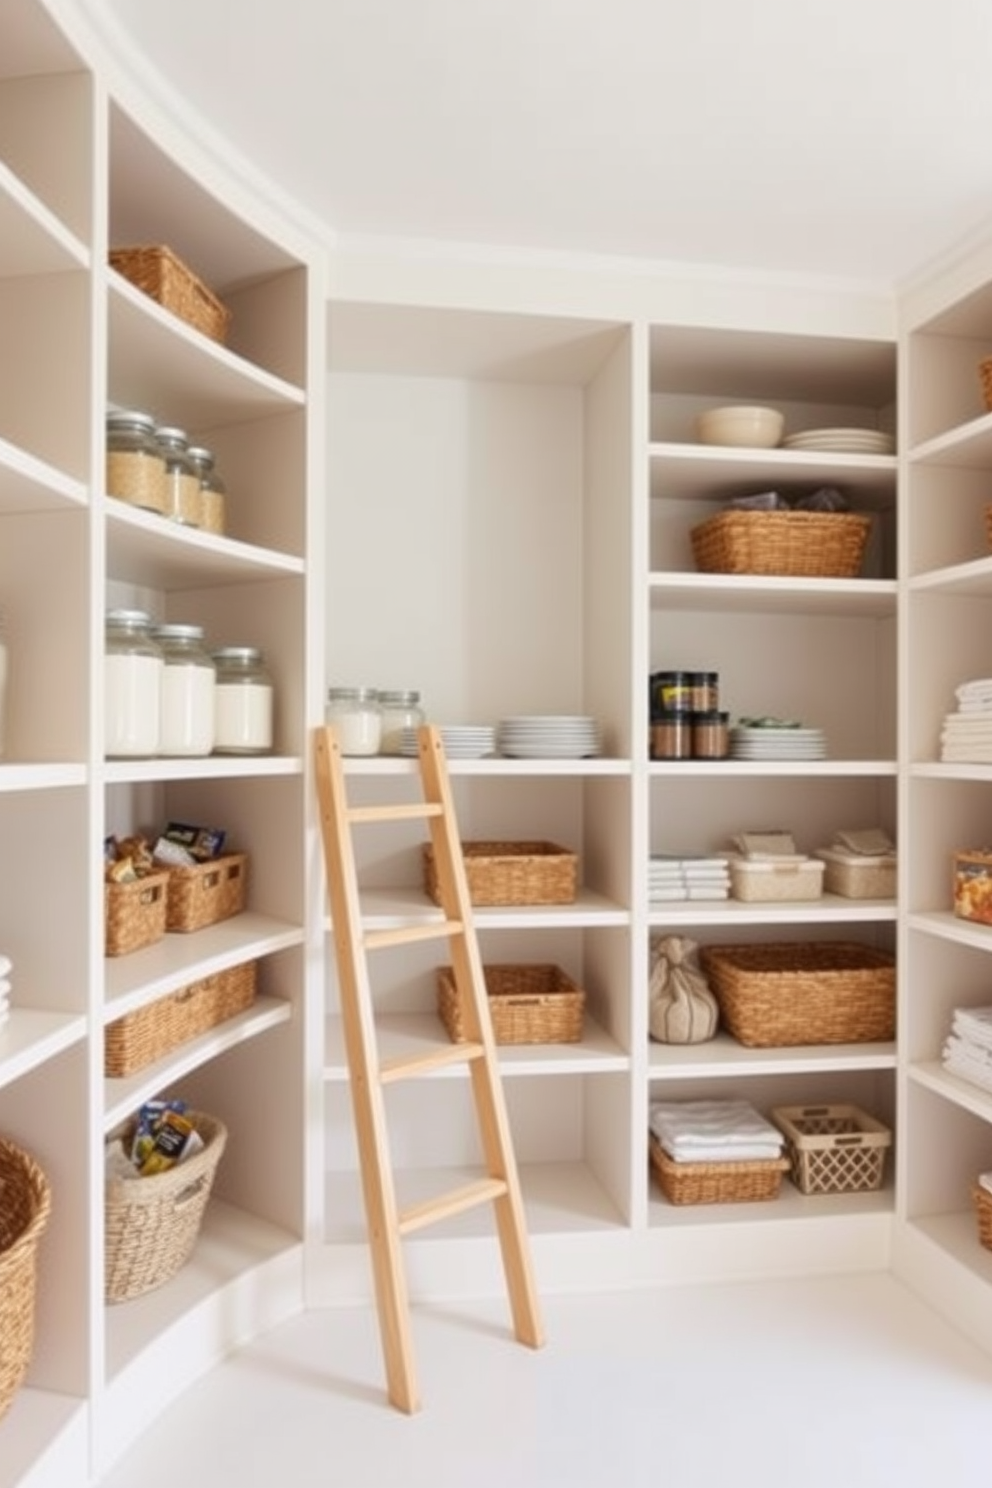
[
  {"left": 498, "top": 715, "right": 601, "bottom": 759},
  {"left": 730, "top": 725, "right": 826, "bottom": 761},
  {"left": 0, "top": 953, "right": 11, "bottom": 1030},
  {"left": 399, "top": 724, "right": 496, "bottom": 759},
  {"left": 782, "top": 428, "right": 894, "bottom": 456}
]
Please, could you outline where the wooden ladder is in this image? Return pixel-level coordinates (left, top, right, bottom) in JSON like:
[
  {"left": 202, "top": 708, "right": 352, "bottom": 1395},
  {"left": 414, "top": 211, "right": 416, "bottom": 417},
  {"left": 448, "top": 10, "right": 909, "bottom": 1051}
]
[{"left": 313, "top": 722, "right": 545, "bottom": 1413}]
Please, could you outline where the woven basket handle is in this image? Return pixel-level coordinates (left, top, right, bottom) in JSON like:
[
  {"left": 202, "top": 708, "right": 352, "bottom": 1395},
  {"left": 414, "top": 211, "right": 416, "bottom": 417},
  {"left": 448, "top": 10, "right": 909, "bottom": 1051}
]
[{"left": 173, "top": 1175, "right": 209, "bottom": 1208}]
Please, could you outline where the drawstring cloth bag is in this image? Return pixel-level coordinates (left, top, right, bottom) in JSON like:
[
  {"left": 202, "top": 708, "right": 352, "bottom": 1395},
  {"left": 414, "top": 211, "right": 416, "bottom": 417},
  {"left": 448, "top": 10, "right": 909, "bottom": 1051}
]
[{"left": 649, "top": 934, "right": 719, "bottom": 1044}]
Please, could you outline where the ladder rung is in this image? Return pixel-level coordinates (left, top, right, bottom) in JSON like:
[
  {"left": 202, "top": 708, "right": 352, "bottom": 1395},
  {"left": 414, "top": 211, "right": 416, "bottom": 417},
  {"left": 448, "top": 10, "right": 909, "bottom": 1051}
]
[
  {"left": 380, "top": 1041, "right": 485, "bottom": 1084},
  {"left": 398, "top": 1177, "right": 510, "bottom": 1236},
  {"left": 347, "top": 802, "right": 444, "bottom": 824},
  {"left": 364, "top": 921, "right": 463, "bottom": 951}
]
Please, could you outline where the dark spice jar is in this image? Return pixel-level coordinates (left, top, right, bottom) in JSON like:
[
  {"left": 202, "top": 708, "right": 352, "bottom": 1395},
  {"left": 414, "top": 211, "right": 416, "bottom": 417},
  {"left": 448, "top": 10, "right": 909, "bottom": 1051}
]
[
  {"left": 691, "top": 710, "right": 730, "bottom": 759},
  {"left": 650, "top": 711, "right": 691, "bottom": 759},
  {"left": 650, "top": 671, "right": 692, "bottom": 717}
]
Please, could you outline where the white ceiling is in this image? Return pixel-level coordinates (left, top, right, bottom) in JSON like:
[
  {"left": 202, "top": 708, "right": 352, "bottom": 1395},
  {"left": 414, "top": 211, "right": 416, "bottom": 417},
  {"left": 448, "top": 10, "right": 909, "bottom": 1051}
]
[{"left": 83, "top": 0, "right": 992, "bottom": 289}]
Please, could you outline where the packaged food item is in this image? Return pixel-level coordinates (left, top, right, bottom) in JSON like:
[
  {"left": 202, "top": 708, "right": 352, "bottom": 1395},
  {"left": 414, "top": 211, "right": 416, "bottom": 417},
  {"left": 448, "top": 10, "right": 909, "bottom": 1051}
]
[{"left": 129, "top": 1100, "right": 203, "bottom": 1176}]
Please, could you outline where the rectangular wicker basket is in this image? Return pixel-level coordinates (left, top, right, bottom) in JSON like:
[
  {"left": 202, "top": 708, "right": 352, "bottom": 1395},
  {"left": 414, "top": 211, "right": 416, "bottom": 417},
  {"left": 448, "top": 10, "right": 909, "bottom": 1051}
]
[
  {"left": 649, "top": 1134, "right": 789, "bottom": 1205},
  {"left": 973, "top": 1182, "right": 992, "bottom": 1251},
  {"left": 423, "top": 840, "right": 577, "bottom": 907},
  {"left": 699, "top": 941, "right": 896, "bottom": 1047},
  {"left": 105, "top": 1111, "right": 226, "bottom": 1302},
  {"left": 104, "top": 960, "right": 258, "bottom": 1077},
  {"left": 166, "top": 852, "right": 248, "bottom": 932},
  {"left": 690, "top": 509, "right": 871, "bottom": 578},
  {"left": 109, "top": 244, "right": 232, "bottom": 344},
  {"left": 105, "top": 870, "right": 170, "bottom": 957},
  {"left": 0, "top": 1138, "right": 51, "bottom": 1422},
  {"left": 772, "top": 1104, "right": 892, "bottom": 1194},
  {"left": 437, "top": 963, "right": 585, "bottom": 1045}
]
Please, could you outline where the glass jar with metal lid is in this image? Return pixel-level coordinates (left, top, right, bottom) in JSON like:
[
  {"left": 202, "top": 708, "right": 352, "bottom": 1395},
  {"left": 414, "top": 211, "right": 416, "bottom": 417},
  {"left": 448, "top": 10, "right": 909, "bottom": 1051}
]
[
  {"left": 155, "top": 425, "right": 202, "bottom": 527},
  {"left": 106, "top": 409, "right": 166, "bottom": 514},
  {"left": 212, "top": 645, "right": 274, "bottom": 754},
  {"left": 104, "top": 608, "right": 163, "bottom": 758},
  {"left": 326, "top": 686, "right": 382, "bottom": 756},
  {"left": 186, "top": 444, "right": 227, "bottom": 535},
  {"left": 378, "top": 689, "right": 425, "bottom": 754},
  {"left": 154, "top": 623, "right": 216, "bottom": 757}
]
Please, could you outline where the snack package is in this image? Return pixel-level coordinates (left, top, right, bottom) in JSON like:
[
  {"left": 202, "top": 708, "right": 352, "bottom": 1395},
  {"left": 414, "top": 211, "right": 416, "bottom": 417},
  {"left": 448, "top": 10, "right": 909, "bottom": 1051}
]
[
  {"left": 161, "top": 822, "right": 226, "bottom": 861},
  {"left": 129, "top": 1099, "right": 203, "bottom": 1174}
]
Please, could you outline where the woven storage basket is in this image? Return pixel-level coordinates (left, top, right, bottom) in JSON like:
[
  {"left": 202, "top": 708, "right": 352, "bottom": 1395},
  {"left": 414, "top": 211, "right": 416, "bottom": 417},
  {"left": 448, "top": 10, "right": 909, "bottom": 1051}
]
[
  {"left": 437, "top": 963, "right": 585, "bottom": 1045},
  {"left": 973, "top": 1183, "right": 992, "bottom": 1251},
  {"left": 105, "top": 1111, "right": 226, "bottom": 1302},
  {"left": 649, "top": 1134, "right": 789, "bottom": 1205},
  {"left": 772, "top": 1104, "right": 892, "bottom": 1194},
  {"left": 699, "top": 941, "right": 896, "bottom": 1047},
  {"left": 423, "top": 840, "right": 577, "bottom": 907},
  {"left": 165, "top": 852, "right": 248, "bottom": 933},
  {"left": 980, "top": 357, "right": 992, "bottom": 413},
  {"left": 0, "top": 1139, "right": 51, "bottom": 1421},
  {"left": 690, "top": 509, "right": 871, "bottom": 578},
  {"left": 104, "top": 961, "right": 258, "bottom": 1077},
  {"left": 110, "top": 245, "right": 231, "bottom": 344},
  {"left": 105, "top": 870, "right": 170, "bottom": 957}
]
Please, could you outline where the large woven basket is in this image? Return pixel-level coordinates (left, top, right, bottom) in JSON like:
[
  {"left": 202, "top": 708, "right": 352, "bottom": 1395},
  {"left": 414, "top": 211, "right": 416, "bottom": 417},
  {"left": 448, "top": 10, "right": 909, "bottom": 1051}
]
[
  {"left": 423, "top": 840, "right": 577, "bottom": 907},
  {"left": 699, "top": 941, "right": 896, "bottom": 1047},
  {"left": 165, "top": 852, "right": 248, "bottom": 933},
  {"left": 772, "top": 1104, "right": 892, "bottom": 1194},
  {"left": 691, "top": 509, "right": 871, "bottom": 577},
  {"left": 105, "top": 1112, "right": 226, "bottom": 1302},
  {"left": 437, "top": 963, "right": 585, "bottom": 1045},
  {"left": 104, "top": 961, "right": 257, "bottom": 1077},
  {"left": 649, "top": 1134, "right": 788, "bottom": 1205},
  {"left": 109, "top": 244, "right": 231, "bottom": 344},
  {"left": 0, "top": 1139, "right": 52, "bottom": 1421}
]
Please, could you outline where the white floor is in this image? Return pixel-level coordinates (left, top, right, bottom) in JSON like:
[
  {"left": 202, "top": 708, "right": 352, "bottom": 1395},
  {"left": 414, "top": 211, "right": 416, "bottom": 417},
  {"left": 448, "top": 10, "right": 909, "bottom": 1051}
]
[{"left": 94, "top": 1272, "right": 992, "bottom": 1488}]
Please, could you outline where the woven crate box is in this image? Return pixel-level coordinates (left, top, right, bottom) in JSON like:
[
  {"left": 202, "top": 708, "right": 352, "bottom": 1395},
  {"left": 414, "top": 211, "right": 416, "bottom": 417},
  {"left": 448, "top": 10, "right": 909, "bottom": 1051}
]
[
  {"left": 772, "top": 1104, "right": 892, "bottom": 1194},
  {"left": 729, "top": 856, "right": 825, "bottom": 903},
  {"left": 973, "top": 1182, "right": 992, "bottom": 1251},
  {"left": 105, "top": 870, "right": 170, "bottom": 957},
  {"left": 166, "top": 852, "right": 248, "bottom": 932},
  {"left": 690, "top": 509, "right": 871, "bottom": 578},
  {"left": 104, "top": 960, "right": 258, "bottom": 1077},
  {"left": 105, "top": 1111, "right": 227, "bottom": 1302},
  {"left": 437, "top": 963, "right": 584, "bottom": 1045},
  {"left": 0, "top": 1139, "right": 52, "bottom": 1421},
  {"left": 699, "top": 941, "right": 896, "bottom": 1047},
  {"left": 649, "top": 1134, "right": 789, "bottom": 1205},
  {"left": 109, "top": 244, "right": 231, "bottom": 344},
  {"left": 815, "top": 847, "right": 897, "bottom": 900},
  {"left": 423, "top": 840, "right": 577, "bottom": 907}
]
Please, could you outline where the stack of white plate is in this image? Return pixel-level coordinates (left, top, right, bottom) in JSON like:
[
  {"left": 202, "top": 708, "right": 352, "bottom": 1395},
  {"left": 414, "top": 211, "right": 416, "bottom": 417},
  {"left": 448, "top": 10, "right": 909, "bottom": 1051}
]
[
  {"left": 730, "top": 726, "right": 826, "bottom": 761},
  {"left": 399, "top": 724, "right": 496, "bottom": 759},
  {"left": 498, "top": 715, "right": 601, "bottom": 759},
  {"left": 782, "top": 428, "right": 894, "bottom": 456}
]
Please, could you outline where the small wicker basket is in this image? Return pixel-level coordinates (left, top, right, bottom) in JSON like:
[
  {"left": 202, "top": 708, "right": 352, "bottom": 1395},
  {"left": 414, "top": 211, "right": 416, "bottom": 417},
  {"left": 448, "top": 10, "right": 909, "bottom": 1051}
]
[
  {"left": 973, "top": 1182, "right": 992, "bottom": 1251},
  {"left": 423, "top": 840, "right": 577, "bottom": 907},
  {"left": 437, "top": 963, "right": 584, "bottom": 1045},
  {"left": 110, "top": 244, "right": 231, "bottom": 344},
  {"left": 690, "top": 509, "right": 871, "bottom": 578},
  {"left": 979, "top": 357, "right": 992, "bottom": 413},
  {"left": 772, "top": 1104, "right": 892, "bottom": 1194},
  {"left": 165, "top": 852, "right": 248, "bottom": 933},
  {"left": 649, "top": 1134, "right": 789, "bottom": 1205},
  {"left": 104, "top": 961, "right": 258, "bottom": 1077},
  {"left": 0, "top": 1138, "right": 52, "bottom": 1421},
  {"left": 105, "top": 1112, "right": 227, "bottom": 1303},
  {"left": 105, "top": 870, "right": 170, "bottom": 957}
]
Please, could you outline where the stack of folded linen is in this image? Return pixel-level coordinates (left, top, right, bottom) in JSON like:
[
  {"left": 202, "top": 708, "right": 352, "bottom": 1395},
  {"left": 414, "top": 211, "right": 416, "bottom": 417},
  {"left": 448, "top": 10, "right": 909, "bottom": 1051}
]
[
  {"left": 648, "top": 854, "right": 730, "bottom": 904},
  {"left": 0, "top": 952, "right": 10, "bottom": 1031},
  {"left": 649, "top": 1097, "right": 785, "bottom": 1164},
  {"left": 941, "top": 679, "right": 992, "bottom": 763},
  {"left": 943, "top": 1005, "right": 992, "bottom": 1094}
]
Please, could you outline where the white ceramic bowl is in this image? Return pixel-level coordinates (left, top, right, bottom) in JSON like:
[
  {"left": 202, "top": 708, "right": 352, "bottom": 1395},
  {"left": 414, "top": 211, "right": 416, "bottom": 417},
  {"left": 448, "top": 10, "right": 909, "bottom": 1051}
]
[{"left": 695, "top": 405, "right": 784, "bottom": 449}]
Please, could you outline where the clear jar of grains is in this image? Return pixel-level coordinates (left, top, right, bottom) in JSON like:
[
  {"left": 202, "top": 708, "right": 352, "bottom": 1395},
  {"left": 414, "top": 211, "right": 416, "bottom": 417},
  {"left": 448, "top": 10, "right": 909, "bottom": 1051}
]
[
  {"left": 155, "top": 426, "right": 202, "bottom": 526},
  {"left": 212, "top": 645, "right": 274, "bottom": 754},
  {"left": 104, "top": 609, "right": 163, "bottom": 758},
  {"left": 378, "top": 689, "right": 425, "bottom": 754},
  {"left": 106, "top": 410, "right": 166, "bottom": 514},
  {"left": 154, "top": 623, "right": 216, "bottom": 757},
  {"left": 326, "top": 687, "right": 382, "bottom": 756},
  {"left": 187, "top": 444, "right": 227, "bottom": 535}
]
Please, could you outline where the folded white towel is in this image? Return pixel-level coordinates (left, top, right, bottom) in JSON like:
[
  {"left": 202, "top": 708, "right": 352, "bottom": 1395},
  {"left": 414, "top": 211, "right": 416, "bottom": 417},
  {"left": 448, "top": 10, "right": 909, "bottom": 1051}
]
[
  {"left": 660, "top": 1142, "right": 784, "bottom": 1164},
  {"left": 649, "top": 1099, "right": 784, "bottom": 1158},
  {"left": 943, "top": 1051, "right": 992, "bottom": 1095},
  {"left": 0, "top": 979, "right": 10, "bottom": 998},
  {"left": 0, "top": 954, "right": 11, "bottom": 979}
]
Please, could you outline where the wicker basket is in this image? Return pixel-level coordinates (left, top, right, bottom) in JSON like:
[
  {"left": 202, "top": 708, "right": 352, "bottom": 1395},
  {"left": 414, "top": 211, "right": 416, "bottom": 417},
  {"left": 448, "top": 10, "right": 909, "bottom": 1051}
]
[
  {"left": 105, "top": 870, "right": 170, "bottom": 957},
  {"left": 973, "top": 1182, "right": 992, "bottom": 1251},
  {"left": 772, "top": 1104, "right": 892, "bottom": 1194},
  {"left": 423, "top": 840, "right": 577, "bottom": 907},
  {"left": 110, "top": 245, "right": 231, "bottom": 344},
  {"left": 105, "top": 1112, "right": 226, "bottom": 1302},
  {"left": 649, "top": 1134, "right": 789, "bottom": 1205},
  {"left": 0, "top": 1139, "right": 51, "bottom": 1421},
  {"left": 437, "top": 963, "right": 585, "bottom": 1045},
  {"left": 979, "top": 357, "right": 992, "bottom": 413},
  {"left": 166, "top": 852, "right": 248, "bottom": 933},
  {"left": 690, "top": 509, "right": 871, "bottom": 578},
  {"left": 104, "top": 961, "right": 258, "bottom": 1077},
  {"left": 699, "top": 941, "right": 896, "bottom": 1047}
]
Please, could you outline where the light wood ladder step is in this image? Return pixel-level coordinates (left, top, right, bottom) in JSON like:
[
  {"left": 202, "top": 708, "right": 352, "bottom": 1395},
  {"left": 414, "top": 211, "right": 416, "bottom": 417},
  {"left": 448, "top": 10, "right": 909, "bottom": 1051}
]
[
  {"left": 379, "top": 1041, "right": 485, "bottom": 1084},
  {"left": 363, "top": 920, "right": 463, "bottom": 952},
  {"left": 348, "top": 802, "right": 444, "bottom": 824},
  {"left": 398, "top": 1178, "right": 510, "bottom": 1236}
]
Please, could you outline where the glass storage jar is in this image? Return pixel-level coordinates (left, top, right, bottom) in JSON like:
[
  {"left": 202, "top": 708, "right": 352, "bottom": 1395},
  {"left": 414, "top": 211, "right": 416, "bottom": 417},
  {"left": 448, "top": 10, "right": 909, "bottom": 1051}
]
[
  {"left": 155, "top": 425, "right": 201, "bottom": 527},
  {"left": 106, "top": 409, "right": 166, "bottom": 514},
  {"left": 378, "top": 689, "right": 425, "bottom": 754},
  {"left": 326, "top": 687, "right": 382, "bottom": 756},
  {"left": 212, "top": 645, "right": 273, "bottom": 754},
  {"left": 105, "top": 609, "right": 163, "bottom": 758},
  {"left": 187, "top": 444, "right": 227, "bottom": 535},
  {"left": 154, "top": 623, "right": 216, "bottom": 757}
]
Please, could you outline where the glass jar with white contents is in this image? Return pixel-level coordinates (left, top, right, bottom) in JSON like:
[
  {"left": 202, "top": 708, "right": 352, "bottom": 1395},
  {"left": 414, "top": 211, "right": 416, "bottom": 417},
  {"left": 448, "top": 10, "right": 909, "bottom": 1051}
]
[
  {"left": 104, "top": 609, "right": 163, "bottom": 758},
  {"left": 378, "top": 689, "right": 425, "bottom": 754},
  {"left": 154, "top": 623, "right": 216, "bottom": 757},
  {"left": 212, "top": 646, "right": 274, "bottom": 754},
  {"left": 326, "top": 687, "right": 382, "bottom": 756}
]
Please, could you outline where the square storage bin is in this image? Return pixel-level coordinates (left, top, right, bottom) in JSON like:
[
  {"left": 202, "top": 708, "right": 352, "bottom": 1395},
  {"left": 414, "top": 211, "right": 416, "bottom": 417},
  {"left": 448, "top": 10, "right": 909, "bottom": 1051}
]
[
  {"left": 729, "top": 856, "right": 824, "bottom": 902},
  {"left": 437, "top": 963, "right": 584, "bottom": 1045},
  {"left": 104, "top": 961, "right": 258, "bottom": 1077},
  {"left": 690, "top": 509, "right": 871, "bottom": 577},
  {"left": 772, "top": 1104, "right": 892, "bottom": 1194},
  {"left": 954, "top": 850, "right": 992, "bottom": 926},
  {"left": 816, "top": 847, "right": 897, "bottom": 900},
  {"left": 649, "top": 1134, "right": 789, "bottom": 1205},
  {"left": 423, "top": 840, "right": 577, "bottom": 907},
  {"left": 105, "top": 870, "right": 170, "bottom": 957},
  {"left": 166, "top": 852, "right": 248, "bottom": 932},
  {"left": 109, "top": 244, "right": 231, "bottom": 344}
]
